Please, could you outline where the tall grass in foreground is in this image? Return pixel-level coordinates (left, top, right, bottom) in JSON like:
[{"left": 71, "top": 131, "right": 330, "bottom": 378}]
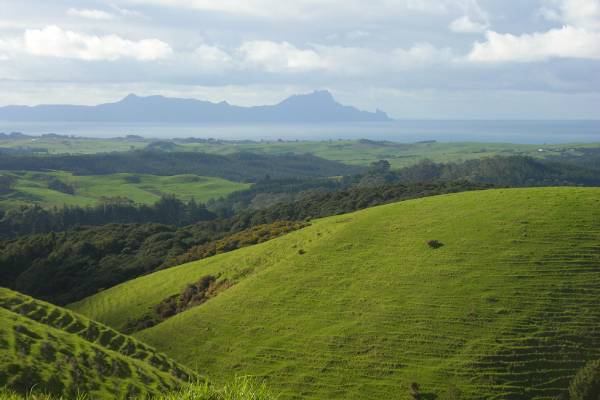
[
  {"left": 0, "top": 378, "right": 277, "bottom": 400},
  {"left": 0, "top": 390, "right": 86, "bottom": 400},
  {"left": 160, "top": 378, "right": 276, "bottom": 400}
]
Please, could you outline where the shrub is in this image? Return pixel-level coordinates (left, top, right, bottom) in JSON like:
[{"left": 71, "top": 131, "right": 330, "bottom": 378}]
[
  {"left": 410, "top": 382, "right": 421, "bottom": 400},
  {"left": 427, "top": 240, "right": 444, "bottom": 249},
  {"left": 569, "top": 359, "right": 600, "bottom": 400},
  {"left": 47, "top": 178, "right": 75, "bottom": 195},
  {"left": 123, "top": 175, "right": 142, "bottom": 184}
]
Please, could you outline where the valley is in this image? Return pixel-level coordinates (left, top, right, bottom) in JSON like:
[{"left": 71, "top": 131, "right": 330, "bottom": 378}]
[{"left": 3, "top": 2, "right": 600, "bottom": 398}]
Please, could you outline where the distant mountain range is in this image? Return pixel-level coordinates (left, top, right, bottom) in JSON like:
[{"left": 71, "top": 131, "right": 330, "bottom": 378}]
[{"left": 0, "top": 90, "right": 391, "bottom": 123}]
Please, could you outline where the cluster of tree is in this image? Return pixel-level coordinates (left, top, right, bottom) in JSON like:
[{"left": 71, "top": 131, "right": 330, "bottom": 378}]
[
  {"left": 0, "top": 196, "right": 216, "bottom": 237},
  {"left": 46, "top": 178, "right": 75, "bottom": 195},
  {"left": 0, "top": 222, "right": 225, "bottom": 304},
  {"left": 0, "top": 150, "right": 362, "bottom": 182},
  {"left": 390, "top": 156, "right": 600, "bottom": 187},
  {"left": 233, "top": 180, "right": 492, "bottom": 225},
  {"left": 0, "top": 180, "right": 491, "bottom": 305},
  {"left": 165, "top": 221, "right": 307, "bottom": 267},
  {"left": 123, "top": 274, "right": 230, "bottom": 333},
  {"left": 207, "top": 177, "right": 345, "bottom": 216},
  {"left": 0, "top": 174, "right": 17, "bottom": 195},
  {"left": 548, "top": 147, "right": 600, "bottom": 173}
]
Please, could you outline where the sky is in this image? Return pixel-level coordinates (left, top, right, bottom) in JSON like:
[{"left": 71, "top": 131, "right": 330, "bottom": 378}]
[{"left": 0, "top": 0, "right": 599, "bottom": 119}]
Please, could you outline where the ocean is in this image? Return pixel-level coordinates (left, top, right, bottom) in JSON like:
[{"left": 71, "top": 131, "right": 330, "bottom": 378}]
[{"left": 1, "top": 120, "right": 599, "bottom": 144}]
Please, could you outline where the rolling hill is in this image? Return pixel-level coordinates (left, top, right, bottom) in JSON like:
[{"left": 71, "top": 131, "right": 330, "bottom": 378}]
[
  {"left": 0, "top": 288, "right": 194, "bottom": 399},
  {"left": 70, "top": 187, "right": 600, "bottom": 399},
  {"left": 0, "top": 171, "right": 249, "bottom": 210}
]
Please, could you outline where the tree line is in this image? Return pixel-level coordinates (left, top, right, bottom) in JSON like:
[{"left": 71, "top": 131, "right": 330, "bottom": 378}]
[
  {"left": 0, "top": 196, "right": 215, "bottom": 238},
  {"left": 0, "top": 150, "right": 362, "bottom": 181}
]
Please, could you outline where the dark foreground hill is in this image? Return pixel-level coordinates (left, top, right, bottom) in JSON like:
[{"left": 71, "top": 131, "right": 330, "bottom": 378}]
[
  {"left": 0, "top": 288, "right": 193, "bottom": 399},
  {"left": 72, "top": 188, "right": 600, "bottom": 400}
]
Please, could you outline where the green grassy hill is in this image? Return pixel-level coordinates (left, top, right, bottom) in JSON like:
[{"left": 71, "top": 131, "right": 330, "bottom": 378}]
[
  {"left": 70, "top": 188, "right": 600, "bottom": 399},
  {"left": 0, "top": 171, "right": 249, "bottom": 210},
  {"left": 0, "top": 288, "right": 194, "bottom": 399}
]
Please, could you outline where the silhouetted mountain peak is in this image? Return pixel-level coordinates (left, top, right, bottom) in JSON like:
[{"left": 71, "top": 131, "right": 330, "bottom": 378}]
[
  {"left": 0, "top": 91, "right": 392, "bottom": 123},
  {"left": 122, "top": 93, "right": 140, "bottom": 102},
  {"left": 279, "top": 90, "right": 336, "bottom": 106}
]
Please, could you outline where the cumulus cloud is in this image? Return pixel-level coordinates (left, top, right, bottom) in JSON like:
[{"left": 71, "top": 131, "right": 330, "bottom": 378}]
[
  {"left": 540, "top": 0, "right": 600, "bottom": 30},
  {"left": 0, "top": 38, "right": 20, "bottom": 60},
  {"left": 235, "top": 40, "right": 451, "bottom": 74},
  {"left": 238, "top": 41, "right": 326, "bottom": 72},
  {"left": 0, "top": 26, "right": 172, "bottom": 61},
  {"left": 316, "top": 43, "right": 452, "bottom": 74},
  {"left": 195, "top": 44, "right": 234, "bottom": 70},
  {"left": 467, "top": 26, "right": 600, "bottom": 62},
  {"left": 466, "top": 0, "right": 600, "bottom": 63},
  {"left": 109, "top": 3, "right": 145, "bottom": 18},
  {"left": 450, "top": 15, "right": 488, "bottom": 33},
  {"left": 67, "top": 8, "right": 115, "bottom": 20},
  {"left": 126, "top": 0, "right": 474, "bottom": 19}
]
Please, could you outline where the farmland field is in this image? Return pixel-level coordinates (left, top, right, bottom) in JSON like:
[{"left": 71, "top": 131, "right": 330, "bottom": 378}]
[
  {"left": 0, "top": 171, "right": 250, "bottom": 210},
  {"left": 71, "top": 187, "right": 600, "bottom": 399},
  {"left": 177, "top": 140, "right": 600, "bottom": 168},
  {"left": 3, "top": 136, "right": 600, "bottom": 168}
]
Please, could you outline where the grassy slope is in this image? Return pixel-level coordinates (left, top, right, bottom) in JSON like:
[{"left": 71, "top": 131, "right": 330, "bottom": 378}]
[
  {"left": 0, "top": 288, "right": 193, "bottom": 399},
  {"left": 71, "top": 188, "right": 600, "bottom": 399},
  {"left": 0, "top": 171, "right": 249, "bottom": 209}
]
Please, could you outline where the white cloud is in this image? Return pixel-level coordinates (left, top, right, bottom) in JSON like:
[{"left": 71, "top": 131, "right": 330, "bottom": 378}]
[
  {"left": 238, "top": 41, "right": 326, "bottom": 72},
  {"left": 126, "top": 0, "right": 477, "bottom": 19},
  {"left": 317, "top": 43, "right": 452, "bottom": 74},
  {"left": 195, "top": 44, "right": 234, "bottom": 70},
  {"left": 236, "top": 40, "right": 451, "bottom": 74},
  {"left": 0, "top": 26, "right": 172, "bottom": 61},
  {"left": 0, "top": 37, "right": 20, "bottom": 60},
  {"left": 467, "top": 26, "right": 600, "bottom": 62},
  {"left": 67, "top": 8, "right": 115, "bottom": 20},
  {"left": 109, "top": 3, "right": 145, "bottom": 17},
  {"left": 450, "top": 15, "right": 488, "bottom": 33},
  {"left": 540, "top": 0, "right": 600, "bottom": 30}
]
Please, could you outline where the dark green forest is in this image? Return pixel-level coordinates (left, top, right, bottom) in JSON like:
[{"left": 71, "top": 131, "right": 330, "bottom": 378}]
[{"left": 0, "top": 150, "right": 362, "bottom": 181}]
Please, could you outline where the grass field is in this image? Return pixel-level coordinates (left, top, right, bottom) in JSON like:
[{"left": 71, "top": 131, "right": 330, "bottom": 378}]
[
  {"left": 0, "top": 137, "right": 148, "bottom": 154},
  {"left": 3, "top": 136, "right": 599, "bottom": 168},
  {"left": 180, "top": 140, "right": 600, "bottom": 168},
  {"left": 70, "top": 187, "right": 600, "bottom": 399},
  {"left": 0, "top": 288, "right": 194, "bottom": 399},
  {"left": 0, "top": 171, "right": 250, "bottom": 210}
]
